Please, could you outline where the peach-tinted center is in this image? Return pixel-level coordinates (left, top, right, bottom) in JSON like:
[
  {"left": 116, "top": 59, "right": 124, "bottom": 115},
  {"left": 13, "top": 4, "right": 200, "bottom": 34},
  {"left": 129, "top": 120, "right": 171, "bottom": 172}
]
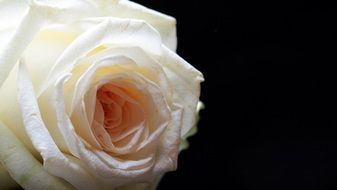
[{"left": 92, "top": 83, "right": 145, "bottom": 152}]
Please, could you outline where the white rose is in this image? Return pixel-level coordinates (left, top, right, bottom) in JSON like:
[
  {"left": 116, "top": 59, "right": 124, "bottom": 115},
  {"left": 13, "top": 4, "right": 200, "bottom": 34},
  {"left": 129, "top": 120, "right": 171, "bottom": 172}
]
[{"left": 0, "top": 0, "right": 203, "bottom": 190}]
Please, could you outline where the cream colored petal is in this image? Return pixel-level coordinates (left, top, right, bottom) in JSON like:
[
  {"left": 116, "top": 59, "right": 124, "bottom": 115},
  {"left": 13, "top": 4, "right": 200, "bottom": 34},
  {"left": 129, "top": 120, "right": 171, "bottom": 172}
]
[
  {"left": 76, "top": 141, "right": 153, "bottom": 188},
  {"left": 0, "top": 0, "right": 96, "bottom": 89},
  {"left": 152, "top": 104, "right": 183, "bottom": 174},
  {"left": 17, "top": 62, "right": 102, "bottom": 190},
  {"left": 72, "top": 72, "right": 143, "bottom": 153},
  {"left": 0, "top": 121, "right": 74, "bottom": 190},
  {"left": 29, "top": 0, "right": 96, "bottom": 24},
  {"left": 110, "top": 124, "right": 145, "bottom": 154},
  {"left": 180, "top": 101, "right": 204, "bottom": 151},
  {"left": 22, "top": 28, "right": 78, "bottom": 96},
  {"left": 118, "top": 104, "right": 183, "bottom": 189},
  {"left": 71, "top": 56, "right": 136, "bottom": 112},
  {"left": 72, "top": 97, "right": 103, "bottom": 149},
  {"left": 86, "top": 47, "right": 172, "bottom": 103},
  {"left": 67, "top": 47, "right": 172, "bottom": 119},
  {"left": 90, "top": 0, "right": 177, "bottom": 50},
  {"left": 54, "top": 74, "right": 80, "bottom": 158},
  {"left": 94, "top": 151, "right": 153, "bottom": 171},
  {"left": 20, "top": 0, "right": 99, "bottom": 91},
  {"left": 92, "top": 120, "right": 115, "bottom": 150},
  {"left": 0, "top": 4, "right": 43, "bottom": 88},
  {"left": 0, "top": 63, "right": 38, "bottom": 156},
  {"left": 160, "top": 46, "right": 204, "bottom": 136},
  {"left": 115, "top": 78, "right": 170, "bottom": 150},
  {"left": 37, "top": 81, "right": 70, "bottom": 153},
  {"left": 43, "top": 68, "right": 160, "bottom": 186},
  {"left": 84, "top": 86, "right": 99, "bottom": 125},
  {"left": 70, "top": 73, "right": 170, "bottom": 187},
  {"left": 68, "top": 56, "right": 135, "bottom": 150},
  {"left": 0, "top": 0, "right": 28, "bottom": 32},
  {"left": 42, "top": 18, "right": 162, "bottom": 96},
  {"left": 0, "top": 0, "right": 28, "bottom": 54}
]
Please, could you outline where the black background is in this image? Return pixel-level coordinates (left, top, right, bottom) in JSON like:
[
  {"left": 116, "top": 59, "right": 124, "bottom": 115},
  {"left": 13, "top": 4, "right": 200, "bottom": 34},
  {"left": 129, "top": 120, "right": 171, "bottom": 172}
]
[{"left": 133, "top": 1, "right": 337, "bottom": 190}]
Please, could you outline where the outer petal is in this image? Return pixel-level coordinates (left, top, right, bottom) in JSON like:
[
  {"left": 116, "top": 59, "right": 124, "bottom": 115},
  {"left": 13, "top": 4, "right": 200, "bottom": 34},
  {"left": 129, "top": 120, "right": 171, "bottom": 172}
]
[
  {"left": 22, "top": 28, "right": 79, "bottom": 98},
  {"left": 0, "top": 0, "right": 28, "bottom": 32},
  {"left": 0, "top": 3, "right": 45, "bottom": 152},
  {"left": 180, "top": 101, "right": 204, "bottom": 151},
  {"left": 0, "top": 121, "right": 74, "bottom": 190},
  {"left": 40, "top": 17, "right": 162, "bottom": 95},
  {"left": 159, "top": 46, "right": 204, "bottom": 136},
  {"left": 0, "top": 3, "right": 43, "bottom": 88},
  {"left": 152, "top": 104, "right": 183, "bottom": 173},
  {"left": 90, "top": 0, "right": 177, "bottom": 50},
  {"left": 0, "top": 0, "right": 97, "bottom": 89},
  {"left": 0, "top": 0, "right": 28, "bottom": 54},
  {"left": 0, "top": 0, "right": 105, "bottom": 160},
  {"left": 17, "top": 62, "right": 102, "bottom": 190}
]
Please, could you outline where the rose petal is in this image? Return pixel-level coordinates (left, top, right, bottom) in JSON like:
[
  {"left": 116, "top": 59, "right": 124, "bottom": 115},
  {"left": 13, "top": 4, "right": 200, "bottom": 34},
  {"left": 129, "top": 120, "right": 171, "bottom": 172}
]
[
  {"left": 0, "top": 63, "right": 38, "bottom": 155},
  {"left": 0, "top": 121, "right": 74, "bottom": 190},
  {"left": 93, "top": 151, "right": 154, "bottom": 171},
  {"left": 0, "top": 0, "right": 28, "bottom": 32},
  {"left": 68, "top": 56, "right": 135, "bottom": 149},
  {"left": 71, "top": 56, "right": 136, "bottom": 112},
  {"left": 0, "top": 0, "right": 95, "bottom": 89},
  {"left": 75, "top": 141, "right": 153, "bottom": 188},
  {"left": 93, "top": 73, "right": 171, "bottom": 150},
  {"left": 71, "top": 91, "right": 103, "bottom": 149},
  {"left": 17, "top": 62, "right": 101, "bottom": 190},
  {"left": 0, "top": 4, "right": 43, "bottom": 88},
  {"left": 180, "top": 101, "right": 204, "bottom": 151},
  {"left": 54, "top": 74, "right": 81, "bottom": 157},
  {"left": 90, "top": 0, "right": 177, "bottom": 50},
  {"left": 23, "top": 29, "right": 78, "bottom": 96},
  {"left": 152, "top": 103, "right": 183, "bottom": 173},
  {"left": 159, "top": 46, "right": 204, "bottom": 136},
  {"left": 68, "top": 73, "right": 170, "bottom": 187},
  {"left": 41, "top": 18, "right": 162, "bottom": 96},
  {"left": 90, "top": 47, "right": 172, "bottom": 102},
  {"left": 69, "top": 47, "right": 172, "bottom": 114}
]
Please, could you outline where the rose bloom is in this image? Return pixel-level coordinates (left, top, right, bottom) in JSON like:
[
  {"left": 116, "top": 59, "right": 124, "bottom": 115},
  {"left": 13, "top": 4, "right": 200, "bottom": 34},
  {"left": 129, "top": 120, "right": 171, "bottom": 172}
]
[{"left": 0, "top": 0, "right": 203, "bottom": 190}]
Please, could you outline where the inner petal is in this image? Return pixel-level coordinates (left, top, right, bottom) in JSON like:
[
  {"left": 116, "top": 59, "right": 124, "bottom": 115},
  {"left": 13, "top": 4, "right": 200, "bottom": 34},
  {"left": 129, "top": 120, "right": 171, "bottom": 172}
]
[
  {"left": 92, "top": 83, "right": 146, "bottom": 154},
  {"left": 102, "top": 100, "right": 123, "bottom": 129}
]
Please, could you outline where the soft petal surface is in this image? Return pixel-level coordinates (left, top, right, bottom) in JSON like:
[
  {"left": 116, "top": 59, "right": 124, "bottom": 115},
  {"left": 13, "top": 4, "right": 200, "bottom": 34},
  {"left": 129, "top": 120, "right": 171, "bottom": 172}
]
[
  {"left": 88, "top": 0, "right": 177, "bottom": 50},
  {"left": 0, "top": 3, "right": 43, "bottom": 88},
  {"left": 17, "top": 62, "right": 101, "bottom": 190},
  {"left": 38, "top": 17, "right": 162, "bottom": 96},
  {"left": 0, "top": 121, "right": 74, "bottom": 190},
  {"left": 159, "top": 46, "right": 204, "bottom": 136},
  {"left": 0, "top": 0, "right": 28, "bottom": 31}
]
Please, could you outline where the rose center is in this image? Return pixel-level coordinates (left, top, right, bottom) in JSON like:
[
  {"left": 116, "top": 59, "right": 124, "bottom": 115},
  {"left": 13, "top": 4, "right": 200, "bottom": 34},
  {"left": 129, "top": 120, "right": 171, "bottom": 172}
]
[
  {"left": 97, "top": 87, "right": 124, "bottom": 131},
  {"left": 91, "top": 83, "right": 145, "bottom": 152}
]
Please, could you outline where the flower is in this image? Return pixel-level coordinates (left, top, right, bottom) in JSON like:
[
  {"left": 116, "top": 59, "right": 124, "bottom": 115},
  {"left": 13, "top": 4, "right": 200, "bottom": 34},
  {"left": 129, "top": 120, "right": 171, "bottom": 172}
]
[{"left": 0, "top": 0, "right": 203, "bottom": 189}]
